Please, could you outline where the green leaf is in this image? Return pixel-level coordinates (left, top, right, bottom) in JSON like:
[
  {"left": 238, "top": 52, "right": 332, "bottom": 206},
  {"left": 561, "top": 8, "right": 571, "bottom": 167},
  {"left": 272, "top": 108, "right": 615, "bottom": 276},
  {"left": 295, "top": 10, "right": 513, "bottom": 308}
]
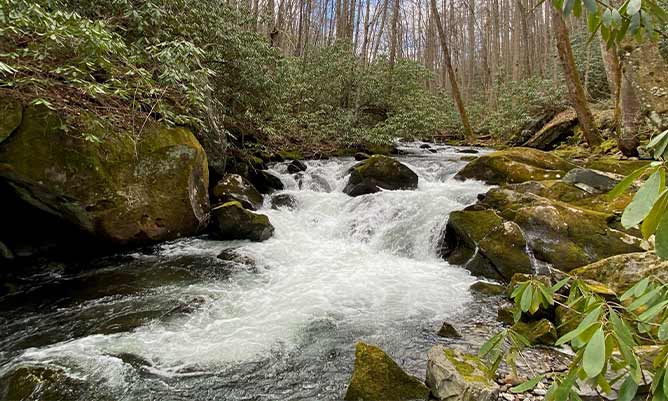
[
  {"left": 521, "top": 284, "right": 533, "bottom": 312},
  {"left": 511, "top": 374, "right": 545, "bottom": 393},
  {"left": 629, "top": 286, "right": 663, "bottom": 310},
  {"left": 621, "top": 168, "right": 664, "bottom": 228},
  {"left": 480, "top": 331, "right": 505, "bottom": 357},
  {"left": 627, "top": 0, "right": 642, "bottom": 15},
  {"left": 659, "top": 319, "right": 668, "bottom": 341},
  {"left": 582, "top": 0, "right": 597, "bottom": 13},
  {"left": 621, "top": 277, "right": 650, "bottom": 300},
  {"left": 607, "top": 164, "right": 651, "bottom": 199},
  {"left": 656, "top": 210, "right": 668, "bottom": 259},
  {"left": 618, "top": 375, "right": 638, "bottom": 401},
  {"left": 583, "top": 327, "right": 606, "bottom": 378},
  {"left": 551, "top": 277, "right": 570, "bottom": 293},
  {"left": 610, "top": 309, "right": 636, "bottom": 347},
  {"left": 638, "top": 300, "right": 668, "bottom": 321},
  {"left": 641, "top": 190, "right": 668, "bottom": 238}
]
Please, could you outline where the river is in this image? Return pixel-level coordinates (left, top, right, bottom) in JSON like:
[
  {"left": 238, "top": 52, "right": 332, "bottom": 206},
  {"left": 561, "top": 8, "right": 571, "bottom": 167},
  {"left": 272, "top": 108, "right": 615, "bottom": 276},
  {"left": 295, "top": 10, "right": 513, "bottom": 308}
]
[{"left": 0, "top": 143, "right": 497, "bottom": 400}]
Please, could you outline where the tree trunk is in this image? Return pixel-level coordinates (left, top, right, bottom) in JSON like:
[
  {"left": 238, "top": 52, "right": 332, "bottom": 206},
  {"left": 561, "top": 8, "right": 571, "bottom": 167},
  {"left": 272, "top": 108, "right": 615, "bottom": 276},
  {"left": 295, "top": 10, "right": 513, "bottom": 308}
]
[
  {"left": 552, "top": 5, "right": 602, "bottom": 148},
  {"left": 430, "top": 0, "right": 474, "bottom": 140}
]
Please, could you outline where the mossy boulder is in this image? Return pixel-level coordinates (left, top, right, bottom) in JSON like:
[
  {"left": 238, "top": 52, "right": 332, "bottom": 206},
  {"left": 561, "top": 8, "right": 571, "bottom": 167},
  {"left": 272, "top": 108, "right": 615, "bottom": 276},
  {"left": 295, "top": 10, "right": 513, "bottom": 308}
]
[
  {"left": 0, "top": 97, "right": 22, "bottom": 144},
  {"left": 437, "top": 322, "right": 462, "bottom": 339},
  {"left": 0, "top": 365, "right": 110, "bottom": 401},
  {"left": 570, "top": 252, "right": 668, "bottom": 294},
  {"left": 426, "top": 346, "right": 499, "bottom": 401},
  {"left": 455, "top": 148, "right": 576, "bottom": 185},
  {"left": 344, "top": 155, "right": 418, "bottom": 197},
  {"left": 469, "top": 281, "right": 506, "bottom": 296},
  {"left": 440, "top": 209, "right": 532, "bottom": 281},
  {"left": 0, "top": 103, "right": 209, "bottom": 245},
  {"left": 478, "top": 188, "right": 643, "bottom": 272},
  {"left": 211, "top": 201, "right": 274, "bottom": 242},
  {"left": 287, "top": 159, "right": 307, "bottom": 173},
  {"left": 250, "top": 170, "right": 284, "bottom": 194},
  {"left": 344, "top": 342, "right": 429, "bottom": 401},
  {"left": 212, "top": 174, "right": 264, "bottom": 211},
  {"left": 512, "top": 319, "right": 558, "bottom": 345},
  {"left": 585, "top": 158, "right": 650, "bottom": 176}
]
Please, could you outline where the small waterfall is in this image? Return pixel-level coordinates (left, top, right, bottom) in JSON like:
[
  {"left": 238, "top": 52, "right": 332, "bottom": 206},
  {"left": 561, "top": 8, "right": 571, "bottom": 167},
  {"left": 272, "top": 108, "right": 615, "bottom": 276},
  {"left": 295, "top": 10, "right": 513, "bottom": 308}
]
[{"left": 0, "top": 145, "right": 493, "bottom": 401}]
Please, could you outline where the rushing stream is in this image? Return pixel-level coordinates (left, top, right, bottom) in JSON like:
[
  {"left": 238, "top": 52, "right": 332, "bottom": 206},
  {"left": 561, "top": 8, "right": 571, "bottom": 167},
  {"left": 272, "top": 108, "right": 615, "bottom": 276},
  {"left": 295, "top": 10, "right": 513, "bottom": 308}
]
[{"left": 0, "top": 143, "right": 495, "bottom": 401}]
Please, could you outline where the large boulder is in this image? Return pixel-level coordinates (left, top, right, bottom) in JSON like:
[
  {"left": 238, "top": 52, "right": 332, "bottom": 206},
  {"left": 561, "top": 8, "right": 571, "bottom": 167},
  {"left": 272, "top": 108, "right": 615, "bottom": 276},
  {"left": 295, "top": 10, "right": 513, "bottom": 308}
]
[
  {"left": 211, "top": 201, "right": 274, "bottom": 242},
  {"left": 441, "top": 209, "right": 533, "bottom": 281},
  {"left": 562, "top": 168, "right": 622, "bottom": 194},
  {"left": 212, "top": 174, "right": 263, "bottom": 211},
  {"left": 523, "top": 108, "right": 578, "bottom": 150},
  {"left": 570, "top": 252, "right": 668, "bottom": 294},
  {"left": 0, "top": 101, "right": 209, "bottom": 245},
  {"left": 344, "top": 342, "right": 429, "bottom": 401},
  {"left": 426, "top": 346, "right": 499, "bottom": 401},
  {"left": 250, "top": 170, "right": 284, "bottom": 194},
  {"left": 287, "top": 159, "right": 307, "bottom": 173},
  {"left": 0, "top": 97, "right": 22, "bottom": 144},
  {"left": 511, "top": 319, "right": 558, "bottom": 345},
  {"left": 455, "top": 148, "right": 576, "bottom": 185},
  {"left": 344, "top": 155, "right": 418, "bottom": 196}
]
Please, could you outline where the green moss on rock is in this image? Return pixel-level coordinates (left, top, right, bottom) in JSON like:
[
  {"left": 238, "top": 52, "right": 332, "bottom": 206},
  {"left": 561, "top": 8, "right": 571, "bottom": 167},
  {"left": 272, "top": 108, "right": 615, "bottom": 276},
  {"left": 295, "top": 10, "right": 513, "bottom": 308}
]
[
  {"left": 211, "top": 201, "right": 274, "bottom": 242},
  {"left": 344, "top": 155, "right": 418, "bottom": 197},
  {"left": 426, "top": 345, "right": 499, "bottom": 401},
  {"left": 0, "top": 97, "right": 22, "bottom": 144},
  {"left": 0, "top": 103, "right": 209, "bottom": 244},
  {"left": 344, "top": 342, "right": 429, "bottom": 401},
  {"left": 512, "top": 319, "right": 558, "bottom": 345},
  {"left": 455, "top": 147, "right": 576, "bottom": 185},
  {"left": 212, "top": 174, "right": 263, "bottom": 211}
]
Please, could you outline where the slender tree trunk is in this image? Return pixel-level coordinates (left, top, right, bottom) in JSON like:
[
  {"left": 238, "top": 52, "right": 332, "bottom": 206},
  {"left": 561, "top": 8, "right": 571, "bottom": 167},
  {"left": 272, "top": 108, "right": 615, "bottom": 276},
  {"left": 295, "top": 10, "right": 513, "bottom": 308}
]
[
  {"left": 430, "top": 0, "right": 474, "bottom": 140},
  {"left": 552, "top": 5, "right": 602, "bottom": 147}
]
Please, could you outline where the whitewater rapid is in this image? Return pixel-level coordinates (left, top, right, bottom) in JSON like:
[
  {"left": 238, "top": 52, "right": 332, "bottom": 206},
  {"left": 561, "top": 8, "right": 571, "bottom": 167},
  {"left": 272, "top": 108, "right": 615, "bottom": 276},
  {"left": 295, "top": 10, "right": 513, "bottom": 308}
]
[{"left": 0, "top": 143, "right": 491, "bottom": 400}]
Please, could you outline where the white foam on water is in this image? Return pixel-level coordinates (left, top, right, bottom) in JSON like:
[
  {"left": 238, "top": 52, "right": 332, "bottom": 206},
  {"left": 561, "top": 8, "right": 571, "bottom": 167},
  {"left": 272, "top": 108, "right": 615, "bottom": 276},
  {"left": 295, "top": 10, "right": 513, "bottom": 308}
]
[{"left": 8, "top": 149, "right": 490, "bottom": 386}]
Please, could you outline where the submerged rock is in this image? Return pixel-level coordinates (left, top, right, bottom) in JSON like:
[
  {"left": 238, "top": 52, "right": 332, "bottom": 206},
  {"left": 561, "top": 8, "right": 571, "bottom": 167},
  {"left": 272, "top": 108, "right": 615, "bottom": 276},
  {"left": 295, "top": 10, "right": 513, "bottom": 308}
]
[
  {"left": 211, "top": 201, "right": 274, "bottom": 242},
  {"left": 344, "top": 342, "right": 429, "bottom": 401},
  {"left": 212, "top": 174, "right": 264, "bottom": 211},
  {"left": 426, "top": 346, "right": 499, "bottom": 401},
  {"left": 570, "top": 252, "right": 668, "bottom": 294},
  {"left": 217, "top": 248, "right": 257, "bottom": 267},
  {"left": 455, "top": 148, "right": 576, "bottom": 185},
  {"left": 0, "top": 102, "right": 209, "bottom": 245},
  {"left": 287, "top": 159, "right": 307, "bottom": 174},
  {"left": 270, "top": 193, "right": 298, "bottom": 210},
  {"left": 343, "top": 155, "right": 418, "bottom": 197}
]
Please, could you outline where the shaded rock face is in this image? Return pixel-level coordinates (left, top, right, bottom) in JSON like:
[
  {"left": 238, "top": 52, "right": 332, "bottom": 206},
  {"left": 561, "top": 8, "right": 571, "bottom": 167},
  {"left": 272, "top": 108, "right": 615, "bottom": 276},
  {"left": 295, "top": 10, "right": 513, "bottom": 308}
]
[
  {"left": 437, "top": 322, "right": 462, "bottom": 339},
  {"left": 455, "top": 148, "right": 576, "bottom": 185},
  {"left": 344, "top": 155, "right": 418, "bottom": 197},
  {"left": 344, "top": 342, "right": 429, "bottom": 401},
  {"left": 512, "top": 319, "right": 558, "bottom": 346},
  {"left": 212, "top": 174, "right": 263, "bottom": 211},
  {"left": 354, "top": 152, "right": 371, "bottom": 161},
  {"left": 442, "top": 186, "right": 643, "bottom": 279},
  {"left": 562, "top": 168, "right": 622, "bottom": 194},
  {"left": 570, "top": 252, "right": 668, "bottom": 294},
  {"left": 0, "top": 101, "right": 209, "bottom": 245},
  {"left": 426, "top": 346, "right": 499, "bottom": 401},
  {"left": 250, "top": 170, "right": 284, "bottom": 194},
  {"left": 0, "top": 365, "right": 112, "bottom": 401},
  {"left": 211, "top": 201, "right": 274, "bottom": 242},
  {"left": 441, "top": 210, "right": 533, "bottom": 281},
  {"left": 287, "top": 159, "right": 307, "bottom": 174},
  {"left": 523, "top": 108, "right": 578, "bottom": 150}
]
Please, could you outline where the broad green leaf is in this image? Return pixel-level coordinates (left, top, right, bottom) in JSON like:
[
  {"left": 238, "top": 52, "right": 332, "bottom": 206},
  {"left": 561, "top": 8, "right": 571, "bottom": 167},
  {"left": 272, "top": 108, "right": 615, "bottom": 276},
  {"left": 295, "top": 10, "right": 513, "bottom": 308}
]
[
  {"left": 607, "top": 164, "right": 651, "bottom": 199},
  {"left": 638, "top": 300, "right": 668, "bottom": 321},
  {"left": 641, "top": 190, "right": 668, "bottom": 238},
  {"left": 620, "top": 277, "right": 650, "bottom": 301},
  {"left": 480, "top": 331, "right": 505, "bottom": 357},
  {"left": 627, "top": 0, "right": 642, "bottom": 14},
  {"left": 583, "top": 327, "right": 606, "bottom": 378},
  {"left": 551, "top": 277, "right": 570, "bottom": 293},
  {"left": 556, "top": 321, "right": 599, "bottom": 346},
  {"left": 521, "top": 284, "right": 533, "bottom": 312},
  {"left": 563, "top": 0, "right": 576, "bottom": 15},
  {"left": 510, "top": 374, "right": 545, "bottom": 393},
  {"left": 621, "top": 169, "right": 664, "bottom": 228},
  {"left": 582, "top": 0, "right": 597, "bottom": 13},
  {"left": 610, "top": 309, "right": 635, "bottom": 348},
  {"left": 618, "top": 375, "right": 639, "bottom": 401},
  {"left": 659, "top": 318, "right": 668, "bottom": 341},
  {"left": 656, "top": 210, "right": 668, "bottom": 259},
  {"left": 629, "top": 286, "right": 663, "bottom": 310}
]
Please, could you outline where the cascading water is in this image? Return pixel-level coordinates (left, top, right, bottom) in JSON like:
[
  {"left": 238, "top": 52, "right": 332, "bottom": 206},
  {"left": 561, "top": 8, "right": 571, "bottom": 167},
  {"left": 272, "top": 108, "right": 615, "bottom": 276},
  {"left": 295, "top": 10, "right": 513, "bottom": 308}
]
[{"left": 0, "top": 143, "right": 492, "bottom": 401}]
